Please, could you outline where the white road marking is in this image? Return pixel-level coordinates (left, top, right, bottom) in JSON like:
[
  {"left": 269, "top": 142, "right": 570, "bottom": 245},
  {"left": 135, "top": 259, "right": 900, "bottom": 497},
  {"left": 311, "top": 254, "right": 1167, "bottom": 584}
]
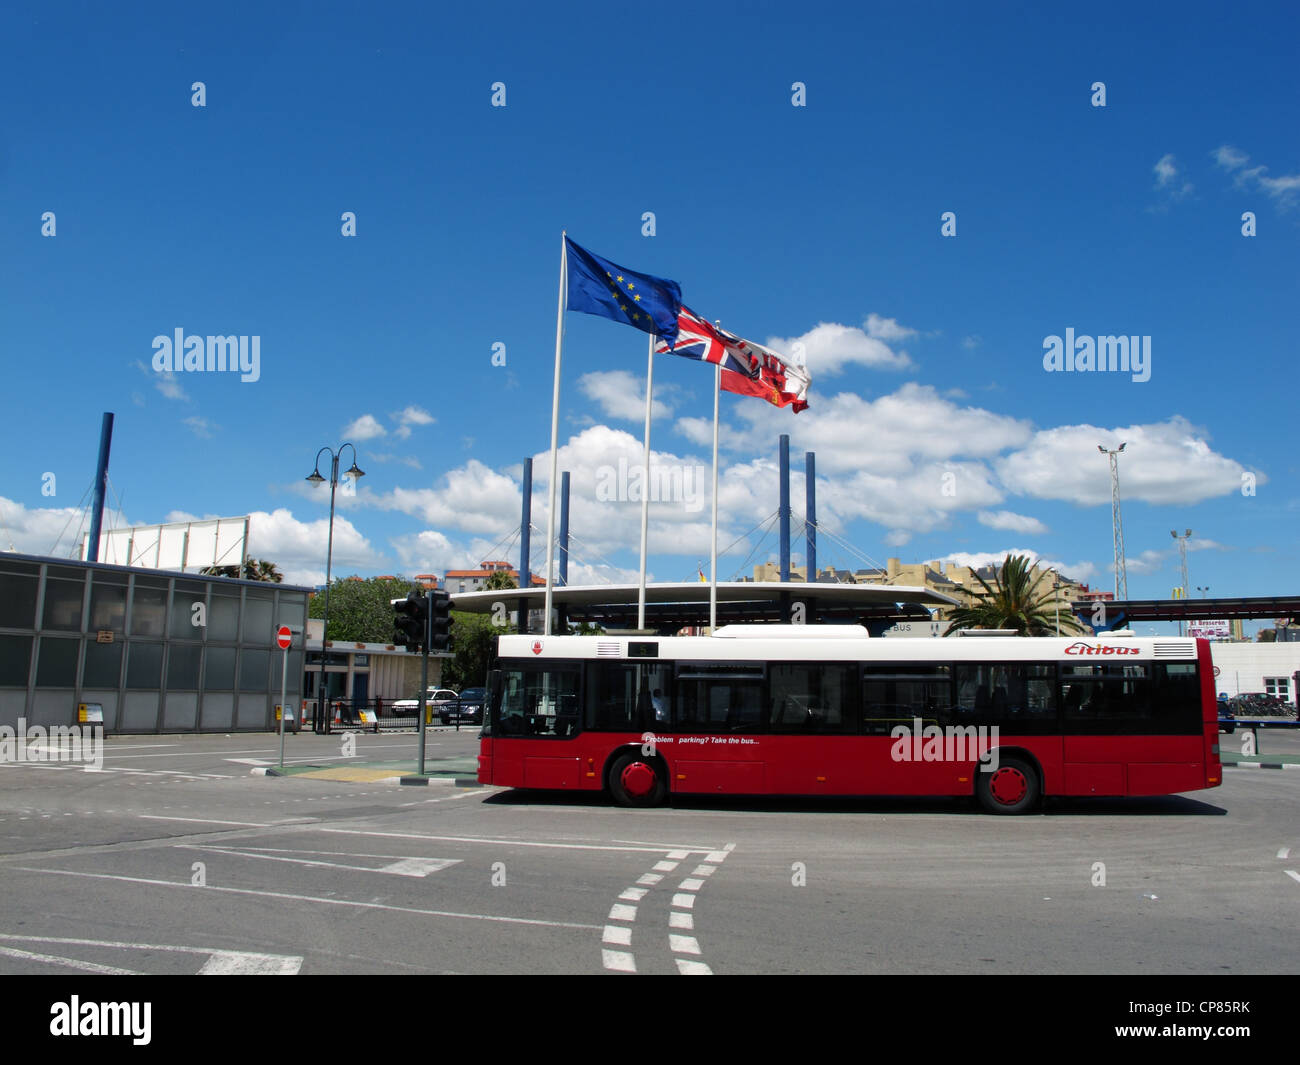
[
  {"left": 319, "top": 829, "right": 681, "bottom": 854},
  {"left": 1279, "top": 847, "right": 1291, "bottom": 859},
  {"left": 669, "top": 912, "right": 693, "bottom": 930},
  {"left": 705, "top": 850, "right": 730, "bottom": 863},
  {"left": 669, "top": 934, "right": 701, "bottom": 955},
  {"left": 0, "top": 945, "right": 139, "bottom": 974},
  {"left": 608, "top": 904, "right": 637, "bottom": 922},
  {"left": 0, "top": 934, "right": 300, "bottom": 974},
  {"left": 653, "top": 860, "right": 679, "bottom": 872},
  {"left": 1286, "top": 870, "right": 1300, "bottom": 884},
  {"left": 691, "top": 864, "right": 717, "bottom": 877},
  {"left": 671, "top": 893, "right": 696, "bottom": 910},
  {"left": 139, "top": 815, "right": 301, "bottom": 827},
  {"left": 16, "top": 868, "right": 600, "bottom": 931},
  {"left": 667, "top": 850, "right": 690, "bottom": 860},
  {"left": 678, "top": 878, "right": 705, "bottom": 891},
  {"left": 197, "top": 951, "right": 303, "bottom": 975},
  {"left": 675, "top": 959, "right": 712, "bottom": 975},
  {"left": 619, "top": 887, "right": 648, "bottom": 901},
  {"left": 602, "top": 925, "right": 632, "bottom": 946},
  {"left": 601, "top": 949, "right": 636, "bottom": 973},
  {"left": 182, "top": 846, "right": 460, "bottom": 877},
  {"left": 637, "top": 873, "right": 663, "bottom": 886}
]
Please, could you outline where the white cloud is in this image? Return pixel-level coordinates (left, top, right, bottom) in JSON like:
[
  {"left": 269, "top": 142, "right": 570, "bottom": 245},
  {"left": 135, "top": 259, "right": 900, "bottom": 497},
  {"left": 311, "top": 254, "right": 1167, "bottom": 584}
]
[
  {"left": 183, "top": 416, "right": 216, "bottom": 438},
  {"left": 343, "top": 414, "right": 386, "bottom": 440},
  {"left": 978, "top": 510, "right": 1048, "bottom": 535},
  {"left": 155, "top": 371, "right": 189, "bottom": 402},
  {"left": 766, "top": 320, "right": 913, "bottom": 376},
  {"left": 1153, "top": 153, "right": 1193, "bottom": 199},
  {"left": 1213, "top": 145, "right": 1300, "bottom": 208},
  {"left": 0, "top": 496, "right": 131, "bottom": 556},
  {"left": 865, "top": 314, "right": 918, "bottom": 341},
  {"left": 941, "top": 549, "right": 1097, "bottom": 585},
  {"left": 243, "top": 508, "right": 382, "bottom": 586},
  {"left": 996, "top": 418, "right": 1260, "bottom": 506},
  {"left": 392, "top": 405, "right": 434, "bottom": 440},
  {"left": 579, "top": 370, "right": 673, "bottom": 423}
]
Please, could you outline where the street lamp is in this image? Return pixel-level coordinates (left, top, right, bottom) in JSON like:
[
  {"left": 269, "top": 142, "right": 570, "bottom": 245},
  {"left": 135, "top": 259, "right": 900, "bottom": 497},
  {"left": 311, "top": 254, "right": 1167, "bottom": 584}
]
[
  {"left": 1197, "top": 586, "right": 1209, "bottom": 598},
  {"left": 306, "top": 444, "right": 364, "bottom": 733},
  {"left": 1098, "top": 443, "right": 1128, "bottom": 599},
  {"left": 1171, "top": 529, "right": 1192, "bottom": 637}
]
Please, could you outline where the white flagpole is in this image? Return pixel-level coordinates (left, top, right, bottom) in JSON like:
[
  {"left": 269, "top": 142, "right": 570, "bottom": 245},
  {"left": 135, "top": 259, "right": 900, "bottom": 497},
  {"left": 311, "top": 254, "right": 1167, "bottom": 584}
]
[
  {"left": 710, "top": 351, "right": 721, "bottom": 632},
  {"left": 637, "top": 331, "right": 654, "bottom": 630},
  {"left": 543, "top": 232, "right": 567, "bottom": 636}
]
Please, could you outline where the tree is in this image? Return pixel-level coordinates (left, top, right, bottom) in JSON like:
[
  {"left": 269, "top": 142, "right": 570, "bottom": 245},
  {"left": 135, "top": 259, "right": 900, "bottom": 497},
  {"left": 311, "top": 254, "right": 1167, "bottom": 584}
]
[
  {"left": 442, "top": 610, "right": 510, "bottom": 690},
  {"left": 308, "top": 575, "right": 412, "bottom": 643},
  {"left": 942, "top": 555, "right": 1084, "bottom": 636},
  {"left": 201, "top": 557, "right": 284, "bottom": 582},
  {"left": 484, "top": 569, "right": 517, "bottom": 591}
]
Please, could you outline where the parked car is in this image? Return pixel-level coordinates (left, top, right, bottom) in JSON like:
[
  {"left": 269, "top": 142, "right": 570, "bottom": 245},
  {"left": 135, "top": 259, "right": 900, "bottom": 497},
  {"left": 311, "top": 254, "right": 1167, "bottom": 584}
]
[
  {"left": 391, "top": 688, "right": 458, "bottom": 716},
  {"left": 442, "top": 686, "right": 487, "bottom": 726}
]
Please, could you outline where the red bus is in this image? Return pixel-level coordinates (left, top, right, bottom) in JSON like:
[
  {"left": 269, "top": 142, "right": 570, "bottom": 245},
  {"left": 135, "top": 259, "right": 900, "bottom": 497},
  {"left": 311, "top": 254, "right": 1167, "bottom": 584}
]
[{"left": 477, "top": 626, "right": 1221, "bottom": 813}]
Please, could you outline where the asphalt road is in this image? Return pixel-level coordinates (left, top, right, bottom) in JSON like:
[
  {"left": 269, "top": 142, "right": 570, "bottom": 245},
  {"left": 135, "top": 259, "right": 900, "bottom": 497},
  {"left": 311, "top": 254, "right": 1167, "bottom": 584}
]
[{"left": 1, "top": 730, "right": 1297, "bottom": 976}]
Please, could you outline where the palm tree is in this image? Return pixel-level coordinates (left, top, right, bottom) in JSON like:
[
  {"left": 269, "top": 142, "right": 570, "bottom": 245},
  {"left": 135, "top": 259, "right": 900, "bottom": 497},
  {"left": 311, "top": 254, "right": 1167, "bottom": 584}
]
[
  {"left": 484, "top": 569, "right": 518, "bottom": 591},
  {"left": 200, "top": 558, "right": 284, "bottom": 583},
  {"left": 942, "top": 555, "right": 1083, "bottom": 636}
]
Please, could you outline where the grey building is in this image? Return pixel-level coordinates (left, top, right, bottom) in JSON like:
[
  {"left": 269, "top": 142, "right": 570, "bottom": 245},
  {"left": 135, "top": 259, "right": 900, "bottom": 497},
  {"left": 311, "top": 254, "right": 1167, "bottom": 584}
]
[{"left": 0, "top": 552, "right": 309, "bottom": 732}]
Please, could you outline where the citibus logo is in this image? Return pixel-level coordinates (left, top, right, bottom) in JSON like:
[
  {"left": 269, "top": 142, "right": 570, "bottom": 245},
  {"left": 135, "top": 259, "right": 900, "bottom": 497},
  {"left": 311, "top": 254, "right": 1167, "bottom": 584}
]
[
  {"left": 1064, "top": 641, "right": 1141, "bottom": 656},
  {"left": 890, "top": 718, "right": 1000, "bottom": 771}
]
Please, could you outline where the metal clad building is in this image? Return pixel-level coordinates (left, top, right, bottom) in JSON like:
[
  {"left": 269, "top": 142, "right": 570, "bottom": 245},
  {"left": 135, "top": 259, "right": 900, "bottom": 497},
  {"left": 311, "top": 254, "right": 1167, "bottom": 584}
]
[{"left": 0, "top": 552, "right": 309, "bottom": 732}]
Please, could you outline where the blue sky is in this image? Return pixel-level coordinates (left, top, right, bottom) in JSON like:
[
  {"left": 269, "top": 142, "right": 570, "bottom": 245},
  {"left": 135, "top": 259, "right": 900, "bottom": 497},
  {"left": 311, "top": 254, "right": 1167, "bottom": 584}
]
[{"left": 2, "top": 1, "right": 1297, "bottom": 632}]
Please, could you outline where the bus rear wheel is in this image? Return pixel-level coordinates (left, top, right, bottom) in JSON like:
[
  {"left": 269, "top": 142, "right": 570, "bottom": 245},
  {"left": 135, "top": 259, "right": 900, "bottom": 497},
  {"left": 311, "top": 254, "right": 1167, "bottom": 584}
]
[
  {"left": 976, "top": 755, "right": 1040, "bottom": 815},
  {"left": 608, "top": 752, "right": 666, "bottom": 808}
]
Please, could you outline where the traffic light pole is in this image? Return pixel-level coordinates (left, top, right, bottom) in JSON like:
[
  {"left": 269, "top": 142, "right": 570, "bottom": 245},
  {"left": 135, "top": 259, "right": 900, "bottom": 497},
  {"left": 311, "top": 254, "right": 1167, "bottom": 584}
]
[{"left": 417, "top": 615, "right": 429, "bottom": 776}]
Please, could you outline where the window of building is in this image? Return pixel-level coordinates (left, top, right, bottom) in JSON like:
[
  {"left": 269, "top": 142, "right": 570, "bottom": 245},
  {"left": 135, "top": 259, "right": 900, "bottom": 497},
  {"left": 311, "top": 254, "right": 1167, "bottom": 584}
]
[
  {"left": 35, "top": 637, "right": 80, "bottom": 687},
  {"left": 0, "top": 566, "right": 40, "bottom": 628},
  {"left": 170, "top": 581, "right": 208, "bottom": 639},
  {"left": 89, "top": 572, "right": 128, "bottom": 633},
  {"left": 239, "top": 648, "right": 270, "bottom": 692},
  {"left": 1264, "top": 677, "right": 1292, "bottom": 701},
  {"left": 42, "top": 577, "right": 86, "bottom": 632},
  {"left": 0, "top": 635, "right": 32, "bottom": 686},
  {"left": 82, "top": 640, "right": 124, "bottom": 688},
  {"left": 166, "top": 644, "right": 202, "bottom": 690},
  {"left": 205, "top": 647, "right": 237, "bottom": 690},
  {"left": 126, "top": 642, "right": 164, "bottom": 689},
  {"left": 129, "top": 579, "right": 169, "bottom": 637}
]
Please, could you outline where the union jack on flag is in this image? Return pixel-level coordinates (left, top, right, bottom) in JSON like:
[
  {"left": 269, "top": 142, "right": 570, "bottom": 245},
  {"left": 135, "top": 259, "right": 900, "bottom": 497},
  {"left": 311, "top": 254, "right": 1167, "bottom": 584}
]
[
  {"left": 655, "top": 307, "right": 756, "bottom": 378},
  {"left": 656, "top": 306, "right": 810, "bottom": 413}
]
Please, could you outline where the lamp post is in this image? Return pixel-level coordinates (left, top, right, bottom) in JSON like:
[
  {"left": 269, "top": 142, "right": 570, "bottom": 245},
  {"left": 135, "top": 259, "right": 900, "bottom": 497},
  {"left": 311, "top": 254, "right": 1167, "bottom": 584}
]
[
  {"left": 1171, "top": 529, "right": 1192, "bottom": 637},
  {"left": 306, "top": 444, "right": 365, "bottom": 734},
  {"left": 1098, "top": 443, "right": 1128, "bottom": 600}
]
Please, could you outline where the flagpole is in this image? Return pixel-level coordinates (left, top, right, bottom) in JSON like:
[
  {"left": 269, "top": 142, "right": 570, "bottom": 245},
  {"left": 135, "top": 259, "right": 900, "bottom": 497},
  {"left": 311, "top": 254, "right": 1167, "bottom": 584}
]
[
  {"left": 544, "top": 232, "right": 567, "bottom": 636},
  {"left": 637, "top": 331, "right": 654, "bottom": 630},
  {"left": 710, "top": 350, "right": 721, "bottom": 632}
]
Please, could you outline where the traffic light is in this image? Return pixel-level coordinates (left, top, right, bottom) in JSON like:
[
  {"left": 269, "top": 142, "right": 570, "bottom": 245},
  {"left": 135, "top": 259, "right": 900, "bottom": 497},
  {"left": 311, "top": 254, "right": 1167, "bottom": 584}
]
[
  {"left": 393, "top": 590, "right": 429, "bottom": 652},
  {"left": 429, "top": 589, "right": 453, "bottom": 653}
]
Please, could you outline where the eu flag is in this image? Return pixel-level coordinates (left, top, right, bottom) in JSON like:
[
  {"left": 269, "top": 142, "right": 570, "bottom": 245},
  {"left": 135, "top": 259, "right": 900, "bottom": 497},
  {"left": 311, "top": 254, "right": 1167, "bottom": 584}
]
[{"left": 565, "top": 238, "right": 682, "bottom": 348}]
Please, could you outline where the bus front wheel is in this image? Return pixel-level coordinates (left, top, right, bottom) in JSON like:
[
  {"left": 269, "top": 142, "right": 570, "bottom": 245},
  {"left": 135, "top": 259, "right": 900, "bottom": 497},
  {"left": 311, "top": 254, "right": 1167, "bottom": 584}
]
[
  {"left": 976, "top": 755, "right": 1040, "bottom": 815},
  {"left": 608, "top": 752, "right": 666, "bottom": 808}
]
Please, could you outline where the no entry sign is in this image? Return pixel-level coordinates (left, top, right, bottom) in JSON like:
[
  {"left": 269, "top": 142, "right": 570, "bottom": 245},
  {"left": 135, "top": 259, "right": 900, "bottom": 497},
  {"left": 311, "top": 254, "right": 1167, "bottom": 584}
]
[{"left": 276, "top": 625, "right": 292, "bottom": 650}]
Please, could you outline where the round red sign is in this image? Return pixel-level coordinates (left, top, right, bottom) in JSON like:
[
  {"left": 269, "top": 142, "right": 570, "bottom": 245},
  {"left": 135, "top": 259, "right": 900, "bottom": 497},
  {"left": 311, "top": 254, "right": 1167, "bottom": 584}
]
[{"left": 277, "top": 625, "right": 292, "bottom": 650}]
